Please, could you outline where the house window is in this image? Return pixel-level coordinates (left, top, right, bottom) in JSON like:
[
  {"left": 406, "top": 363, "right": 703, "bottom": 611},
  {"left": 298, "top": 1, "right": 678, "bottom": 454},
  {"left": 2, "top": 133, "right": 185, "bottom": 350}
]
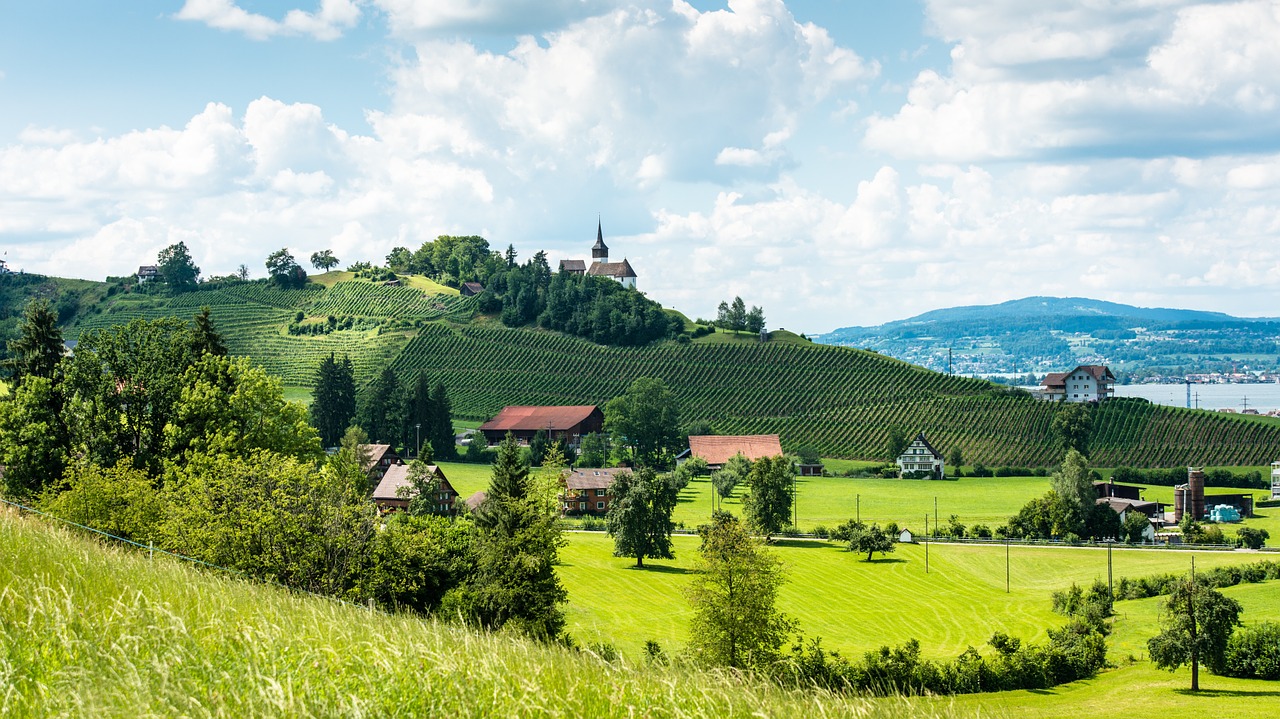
[
  {"left": 596, "top": 502, "right": 605, "bottom": 510},
  {"left": 578, "top": 502, "right": 586, "bottom": 511},
  {"left": 596, "top": 488, "right": 606, "bottom": 496}
]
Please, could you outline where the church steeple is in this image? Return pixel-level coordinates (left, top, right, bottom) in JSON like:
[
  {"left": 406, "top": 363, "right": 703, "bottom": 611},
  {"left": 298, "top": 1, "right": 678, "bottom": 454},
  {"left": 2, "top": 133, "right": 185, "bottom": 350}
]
[{"left": 591, "top": 218, "right": 609, "bottom": 263}]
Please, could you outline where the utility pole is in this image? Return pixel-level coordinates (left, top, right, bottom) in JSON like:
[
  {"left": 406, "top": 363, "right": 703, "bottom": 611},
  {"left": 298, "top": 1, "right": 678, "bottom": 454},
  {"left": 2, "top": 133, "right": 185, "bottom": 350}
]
[
  {"left": 934, "top": 496, "right": 939, "bottom": 534},
  {"left": 925, "top": 536, "right": 930, "bottom": 574},
  {"left": 856, "top": 494, "right": 860, "bottom": 524},
  {"left": 415, "top": 423, "right": 421, "bottom": 457},
  {"left": 1108, "top": 541, "right": 1113, "bottom": 596},
  {"left": 1005, "top": 537, "right": 1010, "bottom": 593}
]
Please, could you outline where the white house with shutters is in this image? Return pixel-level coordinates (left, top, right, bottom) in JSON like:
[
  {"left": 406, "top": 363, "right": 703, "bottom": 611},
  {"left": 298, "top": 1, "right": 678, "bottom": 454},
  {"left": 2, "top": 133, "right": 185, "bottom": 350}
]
[
  {"left": 896, "top": 433, "right": 945, "bottom": 478},
  {"left": 1039, "top": 365, "right": 1116, "bottom": 402}
]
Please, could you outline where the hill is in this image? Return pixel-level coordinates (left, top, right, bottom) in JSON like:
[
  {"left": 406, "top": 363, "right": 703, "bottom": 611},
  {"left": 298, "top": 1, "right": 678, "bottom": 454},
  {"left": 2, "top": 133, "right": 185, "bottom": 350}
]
[
  {"left": 6, "top": 273, "right": 1280, "bottom": 465},
  {"left": 814, "top": 296, "right": 1280, "bottom": 379},
  {"left": 0, "top": 508, "right": 933, "bottom": 719}
]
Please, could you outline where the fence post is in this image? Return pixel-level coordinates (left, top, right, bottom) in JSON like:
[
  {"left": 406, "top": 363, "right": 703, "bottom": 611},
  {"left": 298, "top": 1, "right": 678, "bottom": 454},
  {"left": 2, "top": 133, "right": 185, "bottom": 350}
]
[{"left": 149, "top": 541, "right": 154, "bottom": 560}]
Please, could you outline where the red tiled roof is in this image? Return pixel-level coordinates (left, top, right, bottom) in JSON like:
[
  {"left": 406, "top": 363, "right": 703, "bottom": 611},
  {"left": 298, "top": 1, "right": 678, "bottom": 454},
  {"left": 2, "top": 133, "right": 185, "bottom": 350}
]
[
  {"left": 1041, "top": 365, "right": 1115, "bottom": 390},
  {"left": 688, "top": 434, "right": 783, "bottom": 466},
  {"left": 566, "top": 468, "right": 627, "bottom": 490},
  {"left": 480, "top": 405, "right": 600, "bottom": 432}
]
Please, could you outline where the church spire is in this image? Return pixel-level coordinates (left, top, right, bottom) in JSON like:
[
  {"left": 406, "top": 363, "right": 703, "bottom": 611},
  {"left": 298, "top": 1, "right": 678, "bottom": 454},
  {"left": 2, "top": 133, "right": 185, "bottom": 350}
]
[{"left": 592, "top": 217, "right": 609, "bottom": 262}]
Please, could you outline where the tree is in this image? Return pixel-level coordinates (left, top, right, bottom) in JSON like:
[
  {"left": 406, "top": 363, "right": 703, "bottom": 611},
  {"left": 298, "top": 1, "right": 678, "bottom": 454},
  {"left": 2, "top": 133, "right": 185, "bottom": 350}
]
[
  {"left": 848, "top": 522, "right": 895, "bottom": 561},
  {"left": 745, "top": 305, "right": 765, "bottom": 334},
  {"left": 529, "top": 429, "right": 549, "bottom": 467},
  {"left": 577, "top": 432, "right": 610, "bottom": 467},
  {"left": 729, "top": 296, "right": 747, "bottom": 331},
  {"left": 157, "top": 241, "right": 200, "bottom": 291},
  {"left": 1051, "top": 402, "right": 1093, "bottom": 457},
  {"left": 1050, "top": 449, "right": 1094, "bottom": 519},
  {"left": 191, "top": 306, "right": 227, "bottom": 357},
  {"left": 6, "top": 299, "right": 63, "bottom": 383},
  {"left": 356, "top": 366, "right": 402, "bottom": 445},
  {"left": 1148, "top": 576, "right": 1243, "bottom": 691},
  {"left": 947, "top": 446, "right": 964, "bottom": 472},
  {"left": 266, "top": 248, "right": 305, "bottom": 288},
  {"left": 310, "top": 249, "right": 339, "bottom": 272},
  {"left": 604, "top": 376, "right": 681, "bottom": 468},
  {"left": 885, "top": 426, "right": 909, "bottom": 462},
  {"left": 794, "top": 445, "right": 821, "bottom": 465},
  {"left": 606, "top": 467, "right": 679, "bottom": 567},
  {"left": 742, "top": 454, "right": 793, "bottom": 539},
  {"left": 429, "top": 381, "right": 454, "bottom": 460},
  {"left": 1122, "top": 510, "right": 1152, "bottom": 543},
  {"left": 310, "top": 353, "right": 356, "bottom": 447},
  {"left": 0, "top": 376, "right": 68, "bottom": 498},
  {"left": 1236, "top": 527, "right": 1270, "bottom": 550},
  {"left": 443, "top": 433, "right": 568, "bottom": 640},
  {"left": 385, "top": 247, "right": 413, "bottom": 273},
  {"left": 685, "top": 512, "right": 794, "bottom": 669}
]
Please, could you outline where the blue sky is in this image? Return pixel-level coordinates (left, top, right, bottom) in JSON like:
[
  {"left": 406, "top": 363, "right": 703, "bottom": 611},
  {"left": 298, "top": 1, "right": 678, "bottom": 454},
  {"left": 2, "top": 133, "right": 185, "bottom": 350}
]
[{"left": 3, "top": 1, "right": 1280, "bottom": 332}]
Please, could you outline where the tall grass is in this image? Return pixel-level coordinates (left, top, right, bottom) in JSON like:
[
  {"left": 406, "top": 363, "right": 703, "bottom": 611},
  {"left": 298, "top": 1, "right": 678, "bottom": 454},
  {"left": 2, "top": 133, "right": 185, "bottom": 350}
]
[{"left": 0, "top": 509, "right": 954, "bottom": 718}]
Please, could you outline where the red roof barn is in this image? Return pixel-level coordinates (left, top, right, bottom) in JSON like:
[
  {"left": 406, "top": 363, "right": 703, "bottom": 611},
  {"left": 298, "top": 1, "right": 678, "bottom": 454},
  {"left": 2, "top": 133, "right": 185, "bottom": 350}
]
[{"left": 478, "top": 405, "right": 604, "bottom": 448}]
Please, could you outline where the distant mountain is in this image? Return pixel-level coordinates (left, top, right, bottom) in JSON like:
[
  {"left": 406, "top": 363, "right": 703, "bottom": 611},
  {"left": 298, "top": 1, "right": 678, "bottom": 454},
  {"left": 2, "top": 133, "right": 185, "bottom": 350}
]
[{"left": 813, "top": 297, "right": 1280, "bottom": 380}]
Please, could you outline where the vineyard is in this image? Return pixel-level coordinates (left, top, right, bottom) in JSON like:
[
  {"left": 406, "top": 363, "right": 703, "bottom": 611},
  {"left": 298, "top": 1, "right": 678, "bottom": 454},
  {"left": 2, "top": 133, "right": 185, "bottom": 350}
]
[
  {"left": 387, "top": 324, "right": 1280, "bottom": 466},
  {"left": 54, "top": 276, "right": 1280, "bottom": 466}
]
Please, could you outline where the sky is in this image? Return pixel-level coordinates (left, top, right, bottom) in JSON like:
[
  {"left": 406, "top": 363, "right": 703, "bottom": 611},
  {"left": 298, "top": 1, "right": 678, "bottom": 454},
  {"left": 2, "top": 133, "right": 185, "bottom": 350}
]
[{"left": 2, "top": 1, "right": 1279, "bottom": 333}]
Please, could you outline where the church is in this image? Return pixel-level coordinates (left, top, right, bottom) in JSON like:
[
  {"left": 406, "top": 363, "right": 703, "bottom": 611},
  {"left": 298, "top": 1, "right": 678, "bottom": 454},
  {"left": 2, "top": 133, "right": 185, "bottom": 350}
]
[{"left": 558, "top": 221, "right": 638, "bottom": 289}]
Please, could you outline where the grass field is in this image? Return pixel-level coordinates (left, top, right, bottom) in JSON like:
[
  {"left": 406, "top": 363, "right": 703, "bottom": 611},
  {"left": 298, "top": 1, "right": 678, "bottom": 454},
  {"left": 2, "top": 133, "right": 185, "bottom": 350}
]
[
  {"left": 6, "top": 505, "right": 1279, "bottom": 718},
  {"left": 0, "top": 509, "right": 938, "bottom": 719},
  {"left": 557, "top": 531, "right": 1270, "bottom": 660}
]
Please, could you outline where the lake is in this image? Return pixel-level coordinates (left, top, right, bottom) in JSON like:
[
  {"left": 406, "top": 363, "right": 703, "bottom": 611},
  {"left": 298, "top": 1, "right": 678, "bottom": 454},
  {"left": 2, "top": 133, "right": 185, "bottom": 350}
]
[{"left": 1114, "top": 382, "right": 1280, "bottom": 413}]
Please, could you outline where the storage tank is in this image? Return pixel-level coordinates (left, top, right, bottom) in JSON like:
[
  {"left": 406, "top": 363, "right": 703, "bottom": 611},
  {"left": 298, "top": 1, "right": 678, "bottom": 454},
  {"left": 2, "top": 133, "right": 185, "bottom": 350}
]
[{"left": 1188, "top": 467, "right": 1206, "bottom": 521}]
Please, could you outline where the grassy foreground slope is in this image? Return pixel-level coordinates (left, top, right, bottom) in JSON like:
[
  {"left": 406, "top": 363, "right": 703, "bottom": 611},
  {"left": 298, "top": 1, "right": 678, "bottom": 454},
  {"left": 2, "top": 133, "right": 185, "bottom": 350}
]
[
  {"left": 0, "top": 509, "right": 940, "bottom": 719},
  {"left": 48, "top": 275, "right": 1280, "bottom": 465}
]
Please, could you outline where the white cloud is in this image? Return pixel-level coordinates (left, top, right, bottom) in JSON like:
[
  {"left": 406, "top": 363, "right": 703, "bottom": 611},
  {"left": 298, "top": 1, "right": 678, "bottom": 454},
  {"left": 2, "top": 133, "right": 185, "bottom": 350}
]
[
  {"left": 175, "top": 0, "right": 360, "bottom": 41},
  {"left": 370, "top": 0, "right": 616, "bottom": 35},
  {"left": 868, "top": 1, "right": 1280, "bottom": 162}
]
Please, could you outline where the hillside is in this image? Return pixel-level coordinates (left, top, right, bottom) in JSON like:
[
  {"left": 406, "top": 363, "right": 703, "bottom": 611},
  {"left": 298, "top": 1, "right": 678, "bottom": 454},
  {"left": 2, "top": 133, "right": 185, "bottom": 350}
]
[
  {"left": 7, "top": 273, "right": 1280, "bottom": 466},
  {"left": 814, "top": 296, "right": 1280, "bottom": 379},
  {"left": 0, "top": 508, "right": 933, "bottom": 719}
]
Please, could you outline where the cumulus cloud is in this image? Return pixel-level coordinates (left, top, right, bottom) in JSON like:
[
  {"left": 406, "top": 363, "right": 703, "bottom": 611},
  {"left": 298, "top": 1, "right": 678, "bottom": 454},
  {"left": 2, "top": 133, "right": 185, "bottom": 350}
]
[
  {"left": 175, "top": 0, "right": 361, "bottom": 41},
  {"left": 867, "top": 1, "right": 1280, "bottom": 162},
  {"left": 370, "top": 0, "right": 617, "bottom": 35}
]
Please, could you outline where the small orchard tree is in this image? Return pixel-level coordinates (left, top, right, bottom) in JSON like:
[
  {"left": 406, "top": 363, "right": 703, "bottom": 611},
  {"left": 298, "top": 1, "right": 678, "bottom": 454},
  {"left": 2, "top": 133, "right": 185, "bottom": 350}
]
[
  {"left": 848, "top": 523, "right": 895, "bottom": 561},
  {"left": 742, "top": 455, "right": 793, "bottom": 539},
  {"left": 685, "top": 512, "right": 794, "bottom": 669},
  {"left": 310, "top": 249, "right": 339, "bottom": 272},
  {"left": 606, "top": 467, "right": 679, "bottom": 567},
  {"left": 1148, "top": 576, "right": 1243, "bottom": 691}
]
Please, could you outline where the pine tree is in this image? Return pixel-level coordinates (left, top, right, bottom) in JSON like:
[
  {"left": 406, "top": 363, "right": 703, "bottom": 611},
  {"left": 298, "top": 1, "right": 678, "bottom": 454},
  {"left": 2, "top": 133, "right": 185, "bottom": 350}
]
[
  {"left": 6, "top": 299, "right": 63, "bottom": 383},
  {"left": 429, "top": 381, "right": 455, "bottom": 460},
  {"left": 358, "top": 367, "right": 401, "bottom": 444},
  {"left": 311, "top": 353, "right": 356, "bottom": 447},
  {"left": 191, "top": 306, "right": 227, "bottom": 357}
]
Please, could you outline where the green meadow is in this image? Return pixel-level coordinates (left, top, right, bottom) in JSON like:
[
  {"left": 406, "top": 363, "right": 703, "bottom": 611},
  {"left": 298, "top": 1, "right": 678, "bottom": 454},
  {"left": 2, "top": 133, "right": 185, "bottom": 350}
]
[{"left": 556, "top": 531, "right": 1268, "bottom": 660}]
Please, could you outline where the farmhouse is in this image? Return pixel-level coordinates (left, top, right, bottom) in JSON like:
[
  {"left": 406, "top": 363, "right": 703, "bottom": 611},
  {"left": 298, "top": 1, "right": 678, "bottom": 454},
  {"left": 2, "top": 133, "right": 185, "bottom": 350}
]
[
  {"left": 371, "top": 461, "right": 460, "bottom": 515},
  {"left": 136, "top": 265, "right": 159, "bottom": 282},
  {"left": 1038, "top": 365, "right": 1116, "bottom": 402},
  {"left": 1272, "top": 461, "right": 1280, "bottom": 501},
  {"left": 683, "top": 434, "right": 784, "bottom": 470},
  {"left": 359, "top": 443, "right": 401, "bottom": 483},
  {"left": 557, "top": 221, "right": 638, "bottom": 289},
  {"left": 562, "top": 467, "right": 627, "bottom": 517},
  {"left": 478, "top": 405, "right": 604, "bottom": 448},
  {"left": 1093, "top": 480, "right": 1143, "bottom": 501},
  {"left": 896, "top": 433, "right": 944, "bottom": 479}
]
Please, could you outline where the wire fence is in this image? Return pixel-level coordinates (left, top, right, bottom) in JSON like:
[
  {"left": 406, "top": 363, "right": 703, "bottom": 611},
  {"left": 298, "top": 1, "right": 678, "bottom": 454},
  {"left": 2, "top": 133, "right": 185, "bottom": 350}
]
[{"left": 0, "top": 496, "right": 381, "bottom": 614}]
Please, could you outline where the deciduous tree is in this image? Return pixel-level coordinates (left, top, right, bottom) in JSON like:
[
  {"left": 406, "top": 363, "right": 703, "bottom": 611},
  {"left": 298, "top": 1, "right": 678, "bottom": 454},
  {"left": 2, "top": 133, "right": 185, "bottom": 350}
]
[
  {"left": 605, "top": 376, "right": 681, "bottom": 468},
  {"left": 1148, "top": 576, "right": 1243, "bottom": 691},
  {"left": 1052, "top": 402, "right": 1093, "bottom": 457},
  {"left": 157, "top": 241, "right": 200, "bottom": 291},
  {"left": 848, "top": 522, "right": 895, "bottom": 561},
  {"left": 310, "top": 249, "right": 339, "bottom": 272},
  {"left": 742, "top": 454, "right": 793, "bottom": 539},
  {"left": 606, "top": 467, "right": 679, "bottom": 567},
  {"left": 686, "top": 512, "right": 794, "bottom": 669}
]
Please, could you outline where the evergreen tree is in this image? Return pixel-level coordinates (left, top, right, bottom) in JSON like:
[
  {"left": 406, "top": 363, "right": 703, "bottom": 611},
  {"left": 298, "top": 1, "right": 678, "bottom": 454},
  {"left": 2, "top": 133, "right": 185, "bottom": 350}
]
[
  {"left": 311, "top": 353, "right": 356, "bottom": 447},
  {"left": 407, "top": 372, "right": 435, "bottom": 453},
  {"left": 444, "top": 433, "right": 568, "bottom": 639},
  {"left": 358, "top": 367, "right": 401, "bottom": 444},
  {"left": 0, "top": 376, "right": 68, "bottom": 498},
  {"left": 729, "top": 296, "right": 747, "bottom": 331},
  {"left": 429, "top": 381, "right": 455, "bottom": 460},
  {"left": 191, "top": 306, "right": 227, "bottom": 357},
  {"left": 6, "top": 299, "right": 63, "bottom": 383},
  {"left": 606, "top": 467, "right": 679, "bottom": 567}
]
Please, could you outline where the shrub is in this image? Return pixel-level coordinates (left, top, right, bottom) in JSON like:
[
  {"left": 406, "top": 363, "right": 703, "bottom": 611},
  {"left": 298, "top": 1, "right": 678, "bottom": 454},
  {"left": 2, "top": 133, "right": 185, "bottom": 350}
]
[{"left": 1222, "top": 623, "right": 1280, "bottom": 679}]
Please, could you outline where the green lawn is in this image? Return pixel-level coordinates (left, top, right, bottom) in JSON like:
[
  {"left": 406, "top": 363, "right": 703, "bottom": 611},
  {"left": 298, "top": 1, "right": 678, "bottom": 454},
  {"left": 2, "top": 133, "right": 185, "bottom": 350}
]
[{"left": 558, "top": 531, "right": 1267, "bottom": 660}]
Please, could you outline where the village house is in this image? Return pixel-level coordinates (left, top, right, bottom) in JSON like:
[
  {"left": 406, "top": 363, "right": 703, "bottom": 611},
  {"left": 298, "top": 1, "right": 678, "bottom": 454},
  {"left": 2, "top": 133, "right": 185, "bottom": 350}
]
[
  {"left": 895, "top": 433, "right": 945, "bottom": 478},
  {"left": 558, "top": 221, "right": 638, "bottom": 289},
  {"left": 478, "top": 405, "right": 604, "bottom": 448},
  {"left": 681, "top": 434, "right": 784, "bottom": 470},
  {"left": 371, "top": 461, "right": 460, "bottom": 515},
  {"left": 561, "top": 467, "right": 628, "bottom": 517},
  {"left": 1038, "top": 365, "right": 1116, "bottom": 402},
  {"left": 359, "top": 443, "right": 401, "bottom": 484},
  {"left": 136, "top": 265, "right": 159, "bottom": 282}
]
